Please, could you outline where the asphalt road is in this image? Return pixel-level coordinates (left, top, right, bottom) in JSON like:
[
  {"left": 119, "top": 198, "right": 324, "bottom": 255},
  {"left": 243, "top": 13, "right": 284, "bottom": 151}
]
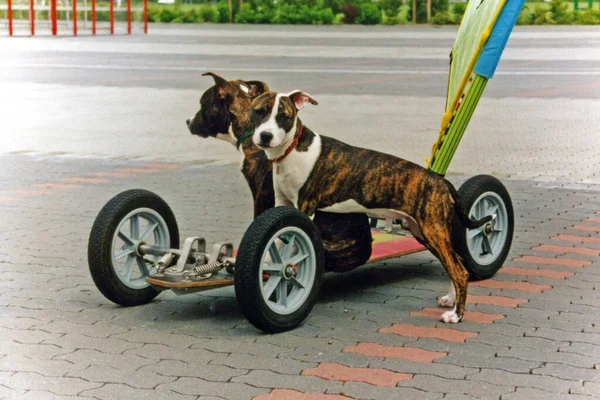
[
  {"left": 1, "top": 23, "right": 600, "bottom": 400},
  {"left": 1, "top": 24, "right": 599, "bottom": 183}
]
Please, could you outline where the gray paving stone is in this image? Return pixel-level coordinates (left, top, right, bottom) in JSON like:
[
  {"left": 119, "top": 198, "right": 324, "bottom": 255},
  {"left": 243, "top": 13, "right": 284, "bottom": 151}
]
[
  {"left": 58, "top": 349, "right": 156, "bottom": 371},
  {"left": 0, "top": 354, "right": 88, "bottom": 377},
  {"left": 329, "top": 382, "right": 443, "bottom": 400},
  {"left": 232, "top": 370, "right": 346, "bottom": 393},
  {"left": 469, "top": 332, "right": 568, "bottom": 352},
  {"left": 158, "top": 377, "right": 273, "bottom": 400},
  {"left": 559, "top": 343, "right": 600, "bottom": 359},
  {"left": 496, "top": 347, "right": 598, "bottom": 369},
  {"left": 527, "top": 327, "right": 600, "bottom": 345},
  {"left": 211, "top": 353, "right": 318, "bottom": 375},
  {"left": 80, "top": 383, "right": 198, "bottom": 400},
  {"left": 68, "top": 364, "right": 177, "bottom": 388},
  {"left": 397, "top": 375, "right": 515, "bottom": 398},
  {"left": 6, "top": 390, "right": 98, "bottom": 400},
  {"left": 140, "top": 359, "right": 249, "bottom": 382},
  {"left": 434, "top": 352, "right": 540, "bottom": 374},
  {"left": 569, "top": 381, "right": 600, "bottom": 397},
  {"left": 501, "top": 387, "right": 593, "bottom": 400},
  {"left": 370, "top": 359, "right": 479, "bottom": 380},
  {"left": 0, "top": 341, "right": 71, "bottom": 361},
  {"left": 279, "top": 347, "right": 375, "bottom": 368},
  {"left": 0, "top": 371, "right": 102, "bottom": 395},
  {"left": 33, "top": 320, "right": 129, "bottom": 338},
  {"left": 533, "top": 363, "right": 600, "bottom": 383},
  {"left": 43, "top": 333, "right": 143, "bottom": 354},
  {"left": 468, "top": 369, "right": 576, "bottom": 393},
  {"left": 0, "top": 385, "right": 26, "bottom": 399}
]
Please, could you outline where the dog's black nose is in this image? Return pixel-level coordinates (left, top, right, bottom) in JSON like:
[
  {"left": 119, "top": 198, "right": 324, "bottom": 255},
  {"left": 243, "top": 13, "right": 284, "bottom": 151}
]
[
  {"left": 186, "top": 119, "right": 190, "bottom": 126},
  {"left": 260, "top": 131, "right": 273, "bottom": 143}
]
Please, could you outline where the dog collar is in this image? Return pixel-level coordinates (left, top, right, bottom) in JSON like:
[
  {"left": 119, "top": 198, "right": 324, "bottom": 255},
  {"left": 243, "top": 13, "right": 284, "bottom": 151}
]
[
  {"left": 270, "top": 124, "right": 304, "bottom": 174},
  {"left": 236, "top": 130, "right": 254, "bottom": 150}
]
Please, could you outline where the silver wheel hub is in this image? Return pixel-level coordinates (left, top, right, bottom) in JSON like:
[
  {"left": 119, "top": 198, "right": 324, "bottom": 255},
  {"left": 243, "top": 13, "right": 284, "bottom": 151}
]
[
  {"left": 259, "top": 227, "right": 316, "bottom": 315},
  {"left": 466, "top": 192, "right": 508, "bottom": 266},
  {"left": 111, "top": 208, "right": 170, "bottom": 290}
]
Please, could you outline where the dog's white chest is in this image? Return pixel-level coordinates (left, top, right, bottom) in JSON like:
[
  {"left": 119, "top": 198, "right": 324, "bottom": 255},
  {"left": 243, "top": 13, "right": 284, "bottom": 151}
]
[{"left": 274, "top": 134, "right": 322, "bottom": 206}]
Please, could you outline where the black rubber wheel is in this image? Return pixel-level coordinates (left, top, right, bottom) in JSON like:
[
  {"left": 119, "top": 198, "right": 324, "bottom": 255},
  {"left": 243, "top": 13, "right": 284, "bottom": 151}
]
[
  {"left": 452, "top": 175, "right": 514, "bottom": 281},
  {"left": 234, "top": 206, "right": 324, "bottom": 333},
  {"left": 88, "top": 189, "right": 179, "bottom": 306}
]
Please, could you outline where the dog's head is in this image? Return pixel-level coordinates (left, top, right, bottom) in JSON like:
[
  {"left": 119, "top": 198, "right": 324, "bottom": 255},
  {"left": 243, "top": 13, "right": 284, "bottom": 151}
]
[
  {"left": 250, "top": 91, "right": 318, "bottom": 150},
  {"left": 187, "top": 72, "right": 269, "bottom": 142}
]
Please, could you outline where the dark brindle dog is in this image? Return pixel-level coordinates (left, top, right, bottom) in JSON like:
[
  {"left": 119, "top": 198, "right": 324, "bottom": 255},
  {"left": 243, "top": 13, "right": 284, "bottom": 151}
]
[
  {"left": 249, "top": 90, "right": 493, "bottom": 323},
  {"left": 186, "top": 73, "right": 372, "bottom": 272}
]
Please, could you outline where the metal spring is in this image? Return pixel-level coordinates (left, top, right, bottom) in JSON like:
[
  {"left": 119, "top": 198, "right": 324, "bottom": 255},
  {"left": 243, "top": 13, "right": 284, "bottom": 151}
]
[{"left": 192, "top": 260, "right": 226, "bottom": 276}]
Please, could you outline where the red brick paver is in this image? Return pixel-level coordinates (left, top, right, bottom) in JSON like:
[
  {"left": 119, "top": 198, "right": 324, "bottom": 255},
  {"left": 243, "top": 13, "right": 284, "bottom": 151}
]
[
  {"left": 567, "top": 225, "right": 600, "bottom": 233},
  {"left": 471, "top": 279, "right": 552, "bottom": 293},
  {"left": 7, "top": 189, "right": 49, "bottom": 196},
  {"left": 582, "top": 217, "right": 600, "bottom": 223},
  {"left": 254, "top": 389, "right": 355, "bottom": 400},
  {"left": 92, "top": 171, "right": 134, "bottom": 178},
  {"left": 64, "top": 177, "right": 110, "bottom": 184},
  {"left": 532, "top": 244, "right": 600, "bottom": 257},
  {"left": 410, "top": 308, "right": 505, "bottom": 323},
  {"left": 513, "top": 255, "right": 590, "bottom": 268},
  {"left": 116, "top": 168, "right": 161, "bottom": 174},
  {"left": 467, "top": 294, "right": 528, "bottom": 308},
  {"left": 343, "top": 343, "right": 446, "bottom": 363},
  {"left": 552, "top": 234, "right": 600, "bottom": 244},
  {"left": 32, "top": 183, "right": 83, "bottom": 190},
  {"left": 142, "top": 163, "right": 182, "bottom": 170},
  {"left": 301, "top": 363, "right": 412, "bottom": 387},
  {"left": 379, "top": 324, "right": 478, "bottom": 342},
  {"left": 499, "top": 266, "right": 573, "bottom": 279}
]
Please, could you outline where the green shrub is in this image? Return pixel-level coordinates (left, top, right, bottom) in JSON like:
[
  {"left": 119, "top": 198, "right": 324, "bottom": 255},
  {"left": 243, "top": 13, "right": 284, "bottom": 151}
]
[
  {"left": 172, "top": 8, "right": 201, "bottom": 23},
  {"left": 431, "top": 10, "right": 455, "bottom": 24},
  {"left": 313, "top": 7, "right": 335, "bottom": 24},
  {"left": 273, "top": 4, "right": 299, "bottom": 23},
  {"left": 531, "top": 4, "right": 553, "bottom": 24},
  {"left": 379, "top": 0, "right": 403, "bottom": 17},
  {"left": 216, "top": 0, "right": 232, "bottom": 22},
  {"left": 407, "top": 0, "right": 449, "bottom": 23},
  {"left": 333, "top": 12, "right": 345, "bottom": 24},
  {"left": 235, "top": 3, "right": 257, "bottom": 23},
  {"left": 199, "top": 4, "right": 218, "bottom": 22},
  {"left": 382, "top": 15, "right": 400, "bottom": 24},
  {"left": 549, "top": 0, "right": 574, "bottom": 23},
  {"left": 452, "top": 1, "right": 466, "bottom": 23},
  {"left": 575, "top": 9, "right": 600, "bottom": 24},
  {"left": 357, "top": 2, "right": 382, "bottom": 24},
  {"left": 340, "top": 3, "right": 359, "bottom": 23},
  {"left": 159, "top": 5, "right": 179, "bottom": 23},
  {"left": 515, "top": 4, "right": 531, "bottom": 24}
]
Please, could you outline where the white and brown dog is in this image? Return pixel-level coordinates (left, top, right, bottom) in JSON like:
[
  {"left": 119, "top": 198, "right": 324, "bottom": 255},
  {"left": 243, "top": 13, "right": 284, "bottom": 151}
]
[{"left": 249, "top": 90, "right": 494, "bottom": 323}]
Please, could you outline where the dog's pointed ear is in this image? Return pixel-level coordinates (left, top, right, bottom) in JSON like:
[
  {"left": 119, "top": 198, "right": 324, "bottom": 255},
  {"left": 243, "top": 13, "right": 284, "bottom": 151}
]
[
  {"left": 244, "top": 80, "right": 270, "bottom": 99},
  {"left": 202, "top": 72, "right": 227, "bottom": 87},
  {"left": 287, "top": 90, "right": 318, "bottom": 111}
]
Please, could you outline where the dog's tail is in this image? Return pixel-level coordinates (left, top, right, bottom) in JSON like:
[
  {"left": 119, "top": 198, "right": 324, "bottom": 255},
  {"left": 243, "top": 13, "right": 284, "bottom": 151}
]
[{"left": 445, "top": 180, "right": 493, "bottom": 229}]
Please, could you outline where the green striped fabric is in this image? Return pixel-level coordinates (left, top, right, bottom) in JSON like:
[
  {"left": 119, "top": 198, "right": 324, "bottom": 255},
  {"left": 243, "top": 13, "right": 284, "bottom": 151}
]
[{"left": 429, "top": 74, "right": 488, "bottom": 175}]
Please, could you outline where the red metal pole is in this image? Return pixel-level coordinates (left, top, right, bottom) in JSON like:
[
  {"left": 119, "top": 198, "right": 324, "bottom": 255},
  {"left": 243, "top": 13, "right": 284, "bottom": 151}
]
[
  {"left": 29, "top": 0, "right": 35, "bottom": 35},
  {"left": 91, "top": 0, "right": 96, "bottom": 34},
  {"left": 127, "top": 0, "right": 131, "bottom": 34},
  {"left": 72, "top": 0, "right": 77, "bottom": 35},
  {"left": 7, "top": 0, "right": 13, "bottom": 36},
  {"left": 143, "top": 0, "right": 147, "bottom": 34},
  {"left": 109, "top": 0, "right": 114, "bottom": 34},
  {"left": 50, "top": 0, "right": 57, "bottom": 35}
]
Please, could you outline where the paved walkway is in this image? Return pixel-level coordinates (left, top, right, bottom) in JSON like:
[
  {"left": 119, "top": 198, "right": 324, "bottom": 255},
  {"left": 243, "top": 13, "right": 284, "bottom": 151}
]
[{"left": 0, "top": 154, "right": 599, "bottom": 399}]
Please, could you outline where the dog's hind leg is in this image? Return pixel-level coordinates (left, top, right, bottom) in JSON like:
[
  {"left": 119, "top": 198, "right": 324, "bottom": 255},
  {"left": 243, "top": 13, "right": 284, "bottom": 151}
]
[
  {"left": 420, "top": 225, "right": 469, "bottom": 323},
  {"left": 438, "top": 282, "right": 456, "bottom": 308}
]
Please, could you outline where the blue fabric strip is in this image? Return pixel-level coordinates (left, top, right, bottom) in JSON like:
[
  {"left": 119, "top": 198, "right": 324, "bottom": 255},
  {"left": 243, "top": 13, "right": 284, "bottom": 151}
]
[{"left": 474, "top": 0, "right": 526, "bottom": 79}]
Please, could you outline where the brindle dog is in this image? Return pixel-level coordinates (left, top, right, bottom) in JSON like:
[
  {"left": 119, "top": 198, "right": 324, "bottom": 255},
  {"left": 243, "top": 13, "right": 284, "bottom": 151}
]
[
  {"left": 249, "top": 91, "right": 494, "bottom": 323},
  {"left": 186, "top": 73, "right": 372, "bottom": 272}
]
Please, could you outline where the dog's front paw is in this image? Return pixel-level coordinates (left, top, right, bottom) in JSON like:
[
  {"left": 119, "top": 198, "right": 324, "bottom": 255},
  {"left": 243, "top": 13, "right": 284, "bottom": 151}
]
[
  {"left": 441, "top": 310, "right": 462, "bottom": 323},
  {"left": 438, "top": 294, "right": 455, "bottom": 308}
]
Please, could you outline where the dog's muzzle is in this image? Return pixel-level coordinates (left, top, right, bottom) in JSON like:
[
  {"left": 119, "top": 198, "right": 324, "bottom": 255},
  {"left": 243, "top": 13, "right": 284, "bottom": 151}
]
[{"left": 259, "top": 131, "right": 273, "bottom": 147}]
